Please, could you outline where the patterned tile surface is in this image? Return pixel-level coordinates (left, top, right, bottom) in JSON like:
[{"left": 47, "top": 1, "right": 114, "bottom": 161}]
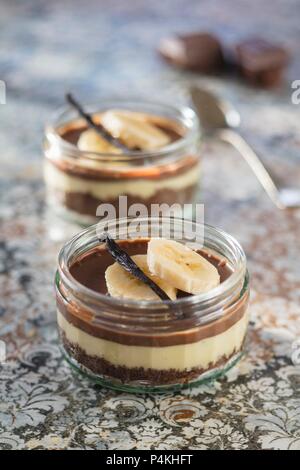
[{"left": 0, "top": 0, "right": 300, "bottom": 450}]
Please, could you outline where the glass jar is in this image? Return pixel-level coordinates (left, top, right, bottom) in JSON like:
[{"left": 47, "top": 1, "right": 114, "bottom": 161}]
[
  {"left": 44, "top": 99, "right": 200, "bottom": 226},
  {"left": 55, "top": 217, "right": 249, "bottom": 393}
]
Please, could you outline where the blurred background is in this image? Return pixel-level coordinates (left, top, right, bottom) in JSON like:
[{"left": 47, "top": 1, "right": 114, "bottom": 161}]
[{"left": 1, "top": 0, "right": 299, "bottom": 178}]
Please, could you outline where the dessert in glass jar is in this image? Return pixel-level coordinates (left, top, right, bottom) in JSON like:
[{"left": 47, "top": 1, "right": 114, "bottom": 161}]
[
  {"left": 55, "top": 217, "right": 250, "bottom": 393},
  {"left": 44, "top": 98, "right": 200, "bottom": 225}
]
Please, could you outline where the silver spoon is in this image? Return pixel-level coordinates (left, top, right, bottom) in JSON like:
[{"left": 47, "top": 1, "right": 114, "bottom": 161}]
[{"left": 190, "top": 86, "right": 300, "bottom": 209}]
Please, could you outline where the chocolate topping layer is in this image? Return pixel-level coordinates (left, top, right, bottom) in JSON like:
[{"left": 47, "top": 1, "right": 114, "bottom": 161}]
[
  {"left": 47, "top": 113, "right": 198, "bottom": 181},
  {"left": 47, "top": 153, "right": 199, "bottom": 181},
  {"left": 56, "top": 239, "right": 249, "bottom": 347},
  {"left": 60, "top": 114, "right": 182, "bottom": 147},
  {"left": 70, "top": 239, "right": 231, "bottom": 293}
]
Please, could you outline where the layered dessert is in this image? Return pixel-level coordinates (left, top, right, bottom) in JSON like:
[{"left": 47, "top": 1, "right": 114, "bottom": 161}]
[
  {"left": 44, "top": 99, "right": 200, "bottom": 224},
  {"left": 56, "top": 236, "right": 249, "bottom": 389}
]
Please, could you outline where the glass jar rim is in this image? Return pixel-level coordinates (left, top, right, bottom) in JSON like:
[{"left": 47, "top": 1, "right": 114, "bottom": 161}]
[
  {"left": 57, "top": 217, "right": 247, "bottom": 313},
  {"left": 45, "top": 98, "right": 200, "bottom": 163}
]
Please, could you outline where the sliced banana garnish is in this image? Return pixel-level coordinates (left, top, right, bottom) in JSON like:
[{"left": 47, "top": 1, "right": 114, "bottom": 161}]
[
  {"left": 147, "top": 239, "right": 220, "bottom": 295},
  {"left": 105, "top": 254, "right": 177, "bottom": 301},
  {"left": 77, "top": 128, "right": 122, "bottom": 154},
  {"left": 101, "top": 110, "right": 171, "bottom": 150}
]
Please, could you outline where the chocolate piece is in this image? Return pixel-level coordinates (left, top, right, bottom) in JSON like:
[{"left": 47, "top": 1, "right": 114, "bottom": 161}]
[
  {"left": 99, "top": 234, "right": 171, "bottom": 301},
  {"left": 235, "top": 38, "right": 290, "bottom": 87},
  {"left": 158, "top": 33, "right": 224, "bottom": 72}
]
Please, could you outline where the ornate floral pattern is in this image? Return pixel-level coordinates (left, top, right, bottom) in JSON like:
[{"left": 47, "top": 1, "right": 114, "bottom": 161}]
[{"left": 1, "top": 0, "right": 300, "bottom": 450}]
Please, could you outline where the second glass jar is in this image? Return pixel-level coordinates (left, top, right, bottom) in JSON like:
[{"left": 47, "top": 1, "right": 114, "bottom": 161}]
[{"left": 44, "top": 99, "right": 201, "bottom": 225}]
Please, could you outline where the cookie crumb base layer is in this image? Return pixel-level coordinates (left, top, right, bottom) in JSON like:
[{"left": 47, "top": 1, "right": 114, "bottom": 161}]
[{"left": 59, "top": 329, "right": 243, "bottom": 392}]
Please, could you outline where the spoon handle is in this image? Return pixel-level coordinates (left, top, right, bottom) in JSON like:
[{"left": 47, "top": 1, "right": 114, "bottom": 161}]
[{"left": 217, "top": 128, "right": 285, "bottom": 209}]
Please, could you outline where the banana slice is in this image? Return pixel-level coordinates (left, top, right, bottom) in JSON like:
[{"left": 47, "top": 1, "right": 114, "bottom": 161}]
[
  {"left": 105, "top": 254, "right": 177, "bottom": 301},
  {"left": 77, "top": 128, "right": 122, "bottom": 154},
  {"left": 147, "top": 239, "right": 220, "bottom": 295},
  {"left": 101, "top": 110, "right": 171, "bottom": 150}
]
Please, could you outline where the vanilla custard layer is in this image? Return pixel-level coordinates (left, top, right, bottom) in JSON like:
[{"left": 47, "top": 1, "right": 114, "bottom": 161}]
[
  {"left": 57, "top": 310, "right": 248, "bottom": 371},
  {"left": 44, "top": 161, "right": 200, "bottom": 200}
]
